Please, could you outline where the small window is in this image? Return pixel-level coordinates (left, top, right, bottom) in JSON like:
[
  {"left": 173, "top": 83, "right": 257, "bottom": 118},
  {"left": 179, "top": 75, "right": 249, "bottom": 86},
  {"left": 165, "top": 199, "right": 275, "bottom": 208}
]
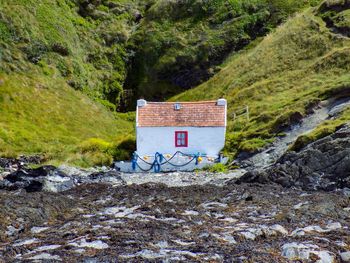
[{"left": 175, "top": 131, "right": 188, "bottom": 147}]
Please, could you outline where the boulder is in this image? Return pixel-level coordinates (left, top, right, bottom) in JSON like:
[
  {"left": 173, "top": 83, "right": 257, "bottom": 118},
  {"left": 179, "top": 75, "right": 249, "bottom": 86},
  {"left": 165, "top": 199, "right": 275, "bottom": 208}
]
[
  {"left": 0, "top": 164, "right": 124, "bottom": 192},
  {"left": 0, "top": 165, "right": 57, "bottom": 192},
  {"left": 281, "top": 243, "right": 334, "bottom": 262}
]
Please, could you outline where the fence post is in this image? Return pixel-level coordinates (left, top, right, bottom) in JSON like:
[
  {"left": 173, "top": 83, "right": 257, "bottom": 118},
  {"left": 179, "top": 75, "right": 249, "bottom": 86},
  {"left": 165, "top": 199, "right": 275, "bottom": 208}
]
[{"left": 246, "top": 105, "right": 250, "bottom": 121}]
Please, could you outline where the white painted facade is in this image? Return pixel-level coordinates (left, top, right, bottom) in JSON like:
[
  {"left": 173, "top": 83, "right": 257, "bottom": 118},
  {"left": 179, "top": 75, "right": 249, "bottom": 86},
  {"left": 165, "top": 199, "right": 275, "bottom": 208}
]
[
  {"left": 136, "top": 126, "right": 226, "bottom": 157},
  {"left": 135, "top": 99, "right": 227, "bottom": 158}
]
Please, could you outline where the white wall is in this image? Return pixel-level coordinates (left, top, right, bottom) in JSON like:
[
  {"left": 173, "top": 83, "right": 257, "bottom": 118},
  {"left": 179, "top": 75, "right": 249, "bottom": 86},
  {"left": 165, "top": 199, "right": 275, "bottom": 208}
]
[{"left": 136, "top": 127, "right": 226, "bottom": 157}]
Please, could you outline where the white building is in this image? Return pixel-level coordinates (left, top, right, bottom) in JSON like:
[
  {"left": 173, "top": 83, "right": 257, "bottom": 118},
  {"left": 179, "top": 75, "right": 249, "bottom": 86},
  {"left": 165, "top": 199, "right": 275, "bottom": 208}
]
[{"left": 136, "top": 99, "right": 227, "bottom": 158}]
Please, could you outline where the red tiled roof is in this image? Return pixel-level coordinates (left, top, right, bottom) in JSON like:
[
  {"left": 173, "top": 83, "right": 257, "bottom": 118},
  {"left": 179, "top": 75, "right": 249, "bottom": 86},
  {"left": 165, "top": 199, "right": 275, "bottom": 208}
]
[{"left": 137, "top": 101, "right": 226, "bottom": 127}]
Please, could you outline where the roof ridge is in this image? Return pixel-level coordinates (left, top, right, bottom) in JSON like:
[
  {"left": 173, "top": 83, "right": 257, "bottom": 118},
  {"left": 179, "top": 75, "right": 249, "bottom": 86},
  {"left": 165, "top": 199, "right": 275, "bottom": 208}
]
[{"left": 147, "top": 100, "right": 218, "bottom": 104}]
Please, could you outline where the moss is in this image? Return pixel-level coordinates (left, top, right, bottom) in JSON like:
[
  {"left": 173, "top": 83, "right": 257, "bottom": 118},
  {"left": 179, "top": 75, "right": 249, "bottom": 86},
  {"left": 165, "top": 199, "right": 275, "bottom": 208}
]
[
  {"left": 203, "top": 163, "right": 228, "bottom": 173},
  {"left": 291, "top": 106, "right": 350, "bottom": 151}
]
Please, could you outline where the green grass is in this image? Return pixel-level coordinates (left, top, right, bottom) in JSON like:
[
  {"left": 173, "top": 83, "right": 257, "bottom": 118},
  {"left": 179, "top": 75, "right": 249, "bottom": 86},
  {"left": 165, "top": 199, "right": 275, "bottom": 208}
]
[
  {"left": 171, "top": 6, "right": 350, "bottom": 157},
  {"left": 0, "top": 72, "right": 134, "bottom": 166},
  {"left": 125, "top": 0, "right": 321, "bottom": 104},
  {"left": 0, "top": 0, "right": 139, "bottom": 108}
]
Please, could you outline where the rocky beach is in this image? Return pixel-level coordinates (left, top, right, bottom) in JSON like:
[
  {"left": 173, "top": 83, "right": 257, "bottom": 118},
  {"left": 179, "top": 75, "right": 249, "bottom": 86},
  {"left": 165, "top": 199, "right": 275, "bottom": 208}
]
[{"left": 0, "top": 126, "right": 350, "bottom": 262}]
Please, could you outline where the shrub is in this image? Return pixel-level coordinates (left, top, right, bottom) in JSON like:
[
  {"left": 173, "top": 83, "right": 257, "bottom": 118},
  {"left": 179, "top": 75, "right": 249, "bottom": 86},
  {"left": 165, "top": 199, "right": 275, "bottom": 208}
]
[
  {"left": 113, "top": 136, "right": 136, "bottom": 161},
  {"left": 76, "top": 136, "right": 135, "bottom": 166},
  {"left": 204, "top": 163, "right": 228, "bottom": 173},
  {"left": 0, "top": 21, "right": 11, "bottom": 42},
  {"left": 79, "top": 138, "right": 111, "bottom": 153}
]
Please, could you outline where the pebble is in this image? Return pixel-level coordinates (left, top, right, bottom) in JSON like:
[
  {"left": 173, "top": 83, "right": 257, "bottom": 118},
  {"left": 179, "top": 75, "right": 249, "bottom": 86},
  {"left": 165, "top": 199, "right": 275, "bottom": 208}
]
[
  {"left": 68, "top": 238, "right": 109, "bottom": 249},
  {"left": 281, "top": 242, "right": 318, "bottom": 260},
  {"left": 31, "top": 226, "right": 49, "bottom": 234},
  {"left": 34, "top": 245, "right": 61, "bottom": 252},
  {"left": 291, "top": 222, "right": 341, "bottom": 236},
  {"left": 201, "top": 202, "right": 228, "bottom": 209},
  {"left": 13, "top": 238, "right": 39, "bottom": 247},
  {"left": 182, "top": 210, "right": 199, "bottom": 216},
  {"left": 313, "top": 250, "right": 335, "bottom": 263},
  {"left": 172, "top": 240, "right": 196, "bottom": 246},
  {"left": 269, "top": 224, "right": 288, "bottom": 236},
  {"left": 293, "top": 201, "right": 309, "bottom": 209},
  {"left": 28, "top": 253, "right": 61, "bottom": 261},
  {"left": 342, "top": 188, "right": 350, "bottom": 197}
]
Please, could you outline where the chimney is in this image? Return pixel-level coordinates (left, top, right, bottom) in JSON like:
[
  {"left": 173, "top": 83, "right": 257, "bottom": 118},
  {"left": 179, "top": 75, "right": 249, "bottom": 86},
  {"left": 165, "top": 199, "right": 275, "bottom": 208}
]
[
  {"left": 217, "top": 98, "right": 226, "bottom": 106},
  {"left": 137, "top": 99, "right": 147, "bottom": 107}
]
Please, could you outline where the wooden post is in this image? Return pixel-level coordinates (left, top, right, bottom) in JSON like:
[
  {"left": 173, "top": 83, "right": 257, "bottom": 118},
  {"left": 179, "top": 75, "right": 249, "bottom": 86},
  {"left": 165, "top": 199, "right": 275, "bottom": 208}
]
[{"left": 246, "top": 105, "right": 250, "bottom": 121}]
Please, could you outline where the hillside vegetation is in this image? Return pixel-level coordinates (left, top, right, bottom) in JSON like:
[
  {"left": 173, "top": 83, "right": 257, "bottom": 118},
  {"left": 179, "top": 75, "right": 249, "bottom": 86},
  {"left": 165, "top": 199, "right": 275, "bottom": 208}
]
[
  {"left": 2, "top": 0, "right": 350, "bottom": 165},
  {"left": 0, "top": 0, "right": 141, "bottom": 165},
  {"left": 126, "top": 0, "right": 320, "bottom": 103},
  {"left": 172, "top": 0, "right": 350, "bottom": 157},
  {"left": 0, "top": 72, "right": 135, "bottom": 166}
]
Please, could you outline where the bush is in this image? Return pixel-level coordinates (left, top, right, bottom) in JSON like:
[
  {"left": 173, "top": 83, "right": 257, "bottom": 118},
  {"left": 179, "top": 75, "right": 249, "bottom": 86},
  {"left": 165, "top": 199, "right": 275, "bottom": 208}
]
[
  {"left": 0, "top": 21, "right": 11, "bottom": 42},
  {"left": 79, "top": 138, "right": 112, "bottom": 153},
  {"left": 204, "top": 163, "right": 228, "bottom": 173},
  {"left": 290, "top": 124, "right": 337, "bottom": 151},
  {"left": 113, "top": 136, "right": 136, "bottom": 161},
  {"left": 76, "top": 136, "right": 136, "bottom": 166}
]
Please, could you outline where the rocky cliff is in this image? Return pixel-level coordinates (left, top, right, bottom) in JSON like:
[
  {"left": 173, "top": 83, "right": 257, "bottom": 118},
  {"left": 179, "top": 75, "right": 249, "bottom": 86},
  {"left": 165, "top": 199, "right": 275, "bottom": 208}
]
[{"left": 238, "top": 125, "right": 350, "bottom": 191}]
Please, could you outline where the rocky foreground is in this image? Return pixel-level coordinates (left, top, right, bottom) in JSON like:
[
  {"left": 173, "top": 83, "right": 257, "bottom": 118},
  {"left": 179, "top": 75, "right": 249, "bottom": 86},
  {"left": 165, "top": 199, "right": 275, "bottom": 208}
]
[
  {"left": 0, "top": 179, "right": 349, "bottom": 262},
  {"left": 0, "top": 126, "right": 350, "bottom": 262}
]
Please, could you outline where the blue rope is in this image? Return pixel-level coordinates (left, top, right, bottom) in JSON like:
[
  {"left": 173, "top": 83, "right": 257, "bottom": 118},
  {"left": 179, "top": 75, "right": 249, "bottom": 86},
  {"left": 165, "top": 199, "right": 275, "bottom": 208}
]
[
  {"left": 132, "top": 151, "right": 206, "bottom": 172},
  {"left": 135, "top": 161, "right": 154, "bottom": 172}
]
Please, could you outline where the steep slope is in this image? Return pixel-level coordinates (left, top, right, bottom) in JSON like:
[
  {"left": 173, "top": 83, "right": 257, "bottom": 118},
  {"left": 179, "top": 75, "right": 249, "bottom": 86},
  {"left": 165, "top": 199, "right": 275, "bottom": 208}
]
[
  {"left": 1, "top": 0, "right": 347, "bottom": 165},
  {"left": 0, "top": 72, "right": 134, "bottom": 166},
  {"left": 0, "top": 0, "right": 140, "bottom": 165},
  {"left": 0, "top": 0, "right": 144, "bottom": 109},
  {"left": 172, "top": 2, "right": 350, "bottom": 157},
  {"left": 125, "top": 0, "right": 321, "bottom": 103}
]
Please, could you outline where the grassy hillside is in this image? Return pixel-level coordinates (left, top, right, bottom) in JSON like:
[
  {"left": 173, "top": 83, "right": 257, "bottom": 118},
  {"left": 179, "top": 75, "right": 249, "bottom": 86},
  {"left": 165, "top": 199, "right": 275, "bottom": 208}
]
[
  {"left": 0, "top": 0, "right": 139, "bottom": 166},
  {"left": 0, "top": 0, "right": 143, "bottom": 109},
  {"left": 126, "top": 0, "right": 321, "bottom": 103},
  {"left": 1, "top": 0, "right": 349, "bottom": 165},
  {"left": 0, "top": 72, "right": 134, "bottom": 166},
  {"left": 172, "top": 1, "right": 350, "bottom": 157}
]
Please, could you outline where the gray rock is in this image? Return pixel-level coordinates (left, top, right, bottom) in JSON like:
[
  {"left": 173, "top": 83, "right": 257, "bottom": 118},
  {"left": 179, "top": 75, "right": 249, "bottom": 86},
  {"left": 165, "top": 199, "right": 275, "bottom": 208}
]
[
  {"left": 342, "top": 188, "right": 350, "bottom": 197},
  {"left": 281, "top": 243, "right": 334, "bottom": 262},
  {"left": 340, "top": 251, "right": 350, "bottom": 262},
  {"left": 238, "top": 125, "right": 350, "bottom": 191},
  {"left": 281, "top": 242, "right": 318, "bottom": 260}
]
